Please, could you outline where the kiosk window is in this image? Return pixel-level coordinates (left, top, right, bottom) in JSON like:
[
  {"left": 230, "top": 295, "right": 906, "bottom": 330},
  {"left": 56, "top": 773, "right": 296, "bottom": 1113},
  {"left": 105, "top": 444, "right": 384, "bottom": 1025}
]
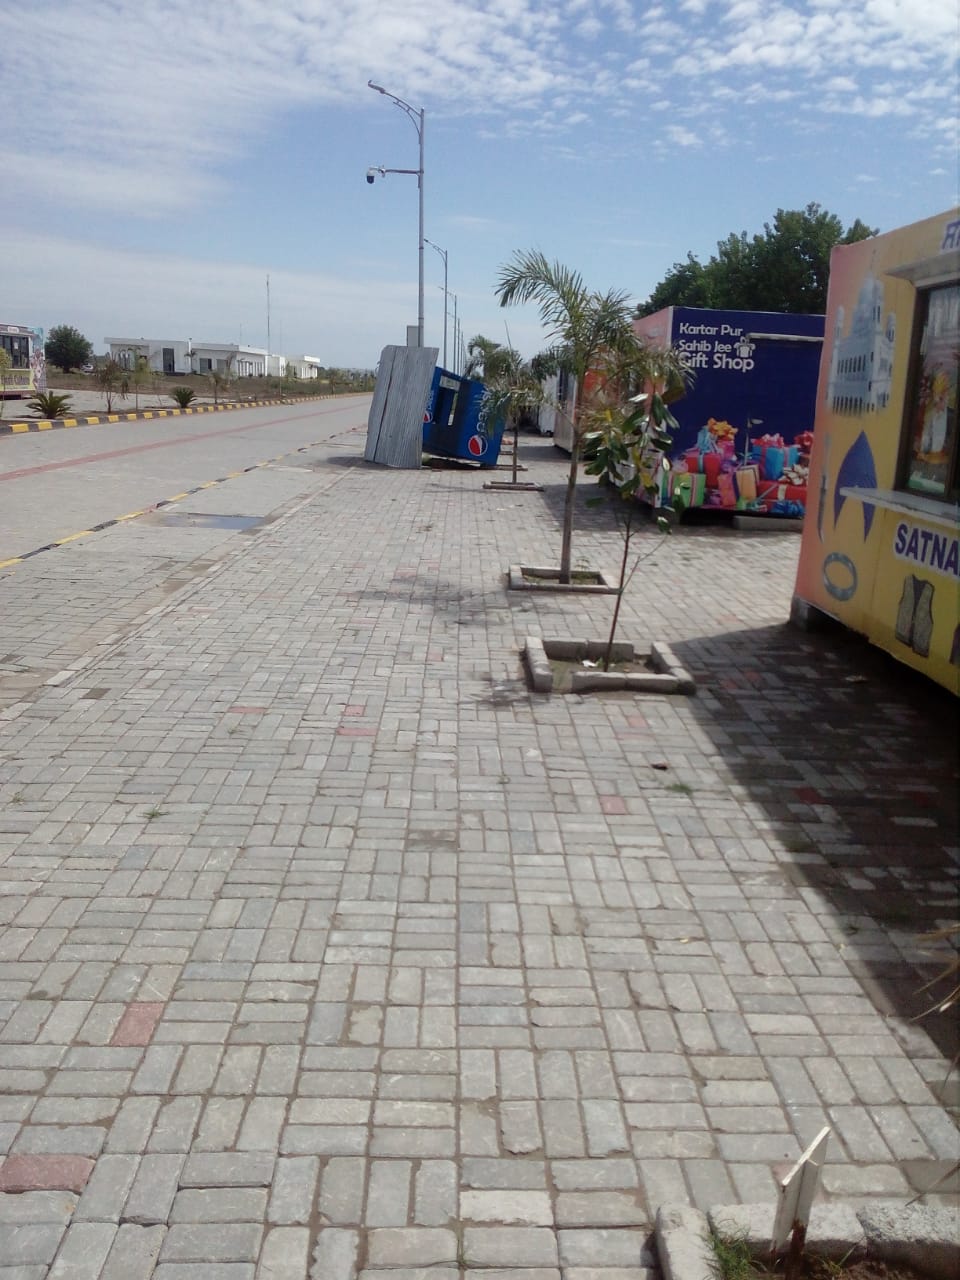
[{"left": 901, "top": 283, "right": 959, "bottom": 500}]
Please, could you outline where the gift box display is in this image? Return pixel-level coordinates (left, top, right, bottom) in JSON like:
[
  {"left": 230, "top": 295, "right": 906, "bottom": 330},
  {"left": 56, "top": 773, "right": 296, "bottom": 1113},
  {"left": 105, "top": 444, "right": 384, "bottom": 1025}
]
[
  {"left": 735, "top": 465, "right": 759, "bottom": 502},
  {"left": 667, "top": 422, "right": 813, "bottom": 518},
  {"left": 717, "top": 471, "right": 738, "bottom": 508},
  {"left": 751, "top": 433, "right": 801, "bottom": 481},
  {"left": 670, "top": 472, "right": 707, "bottom": 508},
  {"left": 757, "top": 481, "right": 807, "bottom": 506}
]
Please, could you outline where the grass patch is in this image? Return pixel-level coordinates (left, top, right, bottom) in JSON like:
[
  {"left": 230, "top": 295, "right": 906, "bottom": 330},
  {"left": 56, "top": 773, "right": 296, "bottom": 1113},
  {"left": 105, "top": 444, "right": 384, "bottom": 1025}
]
[{"left": 711, "top": 1228, "right": 757, "bottom": 1280}]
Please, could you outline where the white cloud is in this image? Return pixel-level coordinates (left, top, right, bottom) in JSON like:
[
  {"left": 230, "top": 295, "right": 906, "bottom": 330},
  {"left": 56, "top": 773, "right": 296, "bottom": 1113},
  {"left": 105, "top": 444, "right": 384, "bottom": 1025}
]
[
  {"left": 664, "top": 124, "right": 701, "bottom": 147},
  {"left": 1, "top": 229, "right": 414, "bottom": 368},
  {"left": 3, "top": 0, "right": 955, "bottom": 222},
  {"left": 1, "top": 1, "right": 956, "bottom": 366}
]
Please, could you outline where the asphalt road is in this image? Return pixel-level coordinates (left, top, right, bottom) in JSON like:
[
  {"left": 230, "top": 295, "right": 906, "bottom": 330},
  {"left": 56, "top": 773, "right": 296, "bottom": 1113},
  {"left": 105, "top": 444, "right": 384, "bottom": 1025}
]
[
  {"left": 0, "top": 396, "right": 373, "bottom": 712},
  {"left": 0, "top": 397, "right": 372, "bottom": 560}
]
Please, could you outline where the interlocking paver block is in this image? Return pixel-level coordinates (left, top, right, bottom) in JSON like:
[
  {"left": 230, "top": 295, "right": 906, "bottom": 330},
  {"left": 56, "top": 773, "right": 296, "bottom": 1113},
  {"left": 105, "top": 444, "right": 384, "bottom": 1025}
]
[
  {"left": 48, "top": 1221, "right": 118, "bottom": 1279},
  {"left": 0, "top": 1153, "right": 94, "bottom": 1192},
  {"left": 1, "top": 426, "right": 958, "bottom": 1279},
  {"left": 100, "top": 1223, "right": 166, "bottom": 1280}
]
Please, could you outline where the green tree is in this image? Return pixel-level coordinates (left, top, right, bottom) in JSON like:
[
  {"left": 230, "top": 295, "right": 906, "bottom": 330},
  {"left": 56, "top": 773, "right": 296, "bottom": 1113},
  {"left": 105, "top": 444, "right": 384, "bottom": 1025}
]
[
  {"left": 582, "top": 342, "right": 692, "bottom": 667},
  {"left": 496, "top": 250, "right": 638, "bottom": 583},
  {"left": 210, "top": 362, "right": 235, "bottom": 406},
  {"left": 92, "top": 358, "right": 126, "bottom": 411},
  {"left": 637, "top": 203, "right": 877, "bottom": 316},
  {"left": 128, "top": 356, "right": 152, "bottom": 411},
  {"left": 642, "top": 252, "right": 715, "bottom": 314},
  {"left": 465, "top": 335, "right": 543, "bottom": 485},
  {"left": 45, "top": 325, "right": 93, "bottom": 373}
]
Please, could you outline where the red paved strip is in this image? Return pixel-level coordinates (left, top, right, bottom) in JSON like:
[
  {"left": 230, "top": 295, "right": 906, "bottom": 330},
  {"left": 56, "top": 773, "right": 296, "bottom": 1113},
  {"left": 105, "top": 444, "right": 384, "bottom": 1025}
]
[
  {"left": 110, "top": 1001, "right": 165, "bottom": 1047},
  {"left": 793, "top": 786, "right": 824, "bottom": 804},
  {"left": 0, "top": 403, "right": 356, "bottom": 482},
  {"left": 599, "top": 795, "right": 627, "bottom": 815},
  {"left": 0, "top": 1154, "right": 94, "bottom": 1192}
]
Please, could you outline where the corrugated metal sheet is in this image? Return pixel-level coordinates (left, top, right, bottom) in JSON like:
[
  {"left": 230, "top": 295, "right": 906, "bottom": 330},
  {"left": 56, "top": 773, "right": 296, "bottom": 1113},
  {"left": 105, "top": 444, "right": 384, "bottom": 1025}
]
[{"left": 365, "top": 345, "right": 439, "bottom": 468}]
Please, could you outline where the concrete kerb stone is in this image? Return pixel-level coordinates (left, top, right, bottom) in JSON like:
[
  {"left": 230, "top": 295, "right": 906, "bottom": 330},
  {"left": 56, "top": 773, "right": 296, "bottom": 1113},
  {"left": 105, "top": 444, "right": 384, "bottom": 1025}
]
[
  {"left": 656, "top": 1204, "right": 717, "bottom": 1280},
  {"left": 858, "top": 1204, "right": 960, "bottom": 1280},
  {"left": 0, "top": 395, "right": 330, "bottom": 436},
  {"left": 657, "top": 1203, "right": 960, "bottom": 1280},
  {"left": 706, "top": 1203, "right": 866, "bottom": 1258},
  {"left": 523, "top": 637, "right": 553, "bottom": 693},
  {"left": 521, "top": 637, "right": 696, "bottom": 695},
  {"left": 508, "top": 564, "right": 619, "bottom": 592}
]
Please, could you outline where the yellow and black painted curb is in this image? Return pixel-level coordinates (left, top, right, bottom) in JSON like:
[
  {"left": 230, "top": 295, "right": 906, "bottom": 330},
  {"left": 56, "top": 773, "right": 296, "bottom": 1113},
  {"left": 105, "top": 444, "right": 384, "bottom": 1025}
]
[
  {"left": 0, "top": 439, "right": 337, "bottom": 571},
  {"left": 0, "top": 395, "right": 330, "bottom": 436}
]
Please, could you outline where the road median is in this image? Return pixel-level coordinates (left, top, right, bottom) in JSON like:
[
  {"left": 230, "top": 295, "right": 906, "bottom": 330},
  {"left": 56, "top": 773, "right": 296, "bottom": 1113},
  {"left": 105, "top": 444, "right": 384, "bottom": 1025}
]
[{"left": 0, "top": 394, "right": 331, "bottom": 435}]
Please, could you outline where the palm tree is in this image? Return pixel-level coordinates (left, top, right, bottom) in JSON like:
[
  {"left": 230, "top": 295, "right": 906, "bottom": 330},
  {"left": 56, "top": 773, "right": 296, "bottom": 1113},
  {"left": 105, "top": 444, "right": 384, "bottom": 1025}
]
[
  {"left": 465, "top": 335, "right": 543, "bottom": 484},
  {"left": 496, "top": 250, "right": 636, "bottom": 582}
]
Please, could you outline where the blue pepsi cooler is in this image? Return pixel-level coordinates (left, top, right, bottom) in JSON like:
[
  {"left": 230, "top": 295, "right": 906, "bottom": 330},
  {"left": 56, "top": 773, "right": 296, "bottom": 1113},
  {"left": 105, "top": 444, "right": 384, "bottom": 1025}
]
[{"left": 423, "top": 368, "right": 504, "bottom": 467}]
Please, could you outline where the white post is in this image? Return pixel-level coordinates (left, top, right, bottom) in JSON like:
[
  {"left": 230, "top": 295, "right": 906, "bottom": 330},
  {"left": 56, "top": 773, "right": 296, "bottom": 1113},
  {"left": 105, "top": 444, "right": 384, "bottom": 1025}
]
[{"left": 772, "top": 1126, "right": 830, "bottom": 1280}]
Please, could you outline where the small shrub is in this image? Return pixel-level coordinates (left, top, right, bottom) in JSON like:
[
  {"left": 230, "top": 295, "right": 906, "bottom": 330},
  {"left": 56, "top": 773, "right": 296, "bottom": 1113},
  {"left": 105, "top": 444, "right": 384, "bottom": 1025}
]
[
  {"left": 27, "top": 391, "right": 74, "bottom": 419},
  {"left": 170, "top": 386, "right": 197, "bottom": 408}
]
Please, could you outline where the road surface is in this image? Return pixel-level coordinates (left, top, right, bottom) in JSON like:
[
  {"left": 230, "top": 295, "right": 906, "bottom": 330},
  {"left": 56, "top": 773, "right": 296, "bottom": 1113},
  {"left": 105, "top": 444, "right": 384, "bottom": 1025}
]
[{"left": 0, "top": 396, "right": 372, "bottom": 712}]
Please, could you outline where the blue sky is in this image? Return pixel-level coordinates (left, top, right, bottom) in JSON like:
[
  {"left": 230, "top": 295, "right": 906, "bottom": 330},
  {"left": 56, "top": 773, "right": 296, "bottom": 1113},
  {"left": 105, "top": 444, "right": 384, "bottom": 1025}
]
[{"left": 3, "top": 0, "right": 957, "bottom": 369}]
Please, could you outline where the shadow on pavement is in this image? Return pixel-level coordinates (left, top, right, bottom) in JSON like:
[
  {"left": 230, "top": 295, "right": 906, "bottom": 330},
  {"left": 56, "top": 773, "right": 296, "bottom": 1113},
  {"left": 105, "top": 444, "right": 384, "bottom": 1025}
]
[{"left": 671, "top": 617, "right": 960, "bottom": 1070}]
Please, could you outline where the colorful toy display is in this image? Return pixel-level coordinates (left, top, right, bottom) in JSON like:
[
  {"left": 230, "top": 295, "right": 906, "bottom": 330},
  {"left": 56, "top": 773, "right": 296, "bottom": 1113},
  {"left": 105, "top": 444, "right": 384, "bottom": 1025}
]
[{"left": 633, "top": 306, "right": 825, "bottom": 518}]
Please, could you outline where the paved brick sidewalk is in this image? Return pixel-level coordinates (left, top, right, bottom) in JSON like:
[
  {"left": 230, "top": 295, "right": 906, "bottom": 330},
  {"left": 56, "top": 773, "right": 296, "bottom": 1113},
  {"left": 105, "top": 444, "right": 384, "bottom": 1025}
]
[{"left": 0, "top": 435, "right": 957, "bottom": 1278}]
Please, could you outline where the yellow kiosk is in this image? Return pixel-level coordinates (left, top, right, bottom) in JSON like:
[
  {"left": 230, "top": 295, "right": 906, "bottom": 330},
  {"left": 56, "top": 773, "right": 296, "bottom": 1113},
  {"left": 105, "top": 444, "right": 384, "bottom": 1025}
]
[{"left": 793, "top": 208, "right": 960, "bottom": 694}]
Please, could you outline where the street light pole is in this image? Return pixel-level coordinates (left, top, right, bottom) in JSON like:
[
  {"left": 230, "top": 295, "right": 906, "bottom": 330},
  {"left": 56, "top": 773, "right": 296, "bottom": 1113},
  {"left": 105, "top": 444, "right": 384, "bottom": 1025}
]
[
  {"left": 451, "top": 293, "right": 459, "bottom": 374},
  {"left": 425, "top": 239, "right": 448, "bottom": 369},
  {"left": 368, "top": 80, "right": 425, "bottom": 348}
]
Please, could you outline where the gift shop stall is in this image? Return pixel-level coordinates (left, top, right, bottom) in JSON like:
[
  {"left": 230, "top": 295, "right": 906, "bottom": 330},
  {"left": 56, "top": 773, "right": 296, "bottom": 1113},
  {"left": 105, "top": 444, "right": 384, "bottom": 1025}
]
[
  {"left": 633, "top": 306, "right": 824, "bottom": 518},
  {"left": 792, "top": 208, "right": 960, "bottom": 693}
]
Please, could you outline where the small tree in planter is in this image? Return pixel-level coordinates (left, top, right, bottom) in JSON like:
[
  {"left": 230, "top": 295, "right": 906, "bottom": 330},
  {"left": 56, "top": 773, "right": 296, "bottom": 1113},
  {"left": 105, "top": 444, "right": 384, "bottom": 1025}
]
[
  {"left": 464, "top": 335, "right": 543, "bottom": 485},
  {"left": 582, "top": 343, "right": 692, "bottom": 670},
  {"left": 129, "top": 356, "right": 152, "bottom": 411},
  {"left": 210, "top": 366, "right": 235, "bottom": 406},
  {"left": 92, "top": 358, "right": 126, "bottom": 412},
  {"left": 496, "top": 250, "right": 638, "bottom": 583}
]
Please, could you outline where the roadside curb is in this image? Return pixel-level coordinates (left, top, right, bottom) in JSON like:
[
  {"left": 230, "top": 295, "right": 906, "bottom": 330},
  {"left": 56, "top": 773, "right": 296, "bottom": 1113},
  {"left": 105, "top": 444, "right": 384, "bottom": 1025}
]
[
  {"left": 0, "top": 394, "right": 332, "bottom": 436},
  {"left": 655, "top": 1202, "right": 960, "bottom": 1280}
]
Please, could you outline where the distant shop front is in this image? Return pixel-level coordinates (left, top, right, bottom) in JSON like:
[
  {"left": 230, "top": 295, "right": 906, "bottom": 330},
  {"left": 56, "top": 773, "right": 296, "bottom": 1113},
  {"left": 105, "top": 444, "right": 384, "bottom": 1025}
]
[{"left": 633, "top": 306, "right": 824, "bottom": 518}]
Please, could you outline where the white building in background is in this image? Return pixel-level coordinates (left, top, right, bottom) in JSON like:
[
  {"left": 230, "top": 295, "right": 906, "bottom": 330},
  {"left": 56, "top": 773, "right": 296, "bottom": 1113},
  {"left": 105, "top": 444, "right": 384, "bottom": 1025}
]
[
  {"left": 286, "top": 355, "right": 322, "bottom": 380},
  {"left": 105, "top": 337, "right": 288, "bottom": 378},
  {"left": 190, "top": 341, "right": 270, "bottom": 377},
  {"left": 106, "top": 338, "right": 190, "bottom": 376}
]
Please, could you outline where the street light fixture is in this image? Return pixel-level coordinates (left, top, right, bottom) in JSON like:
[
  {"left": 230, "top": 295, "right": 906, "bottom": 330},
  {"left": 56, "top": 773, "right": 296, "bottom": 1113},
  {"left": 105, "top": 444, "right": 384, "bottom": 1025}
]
[
  {"left": 425, "top": 238, "right": 448, "bottom": 369},
  {"left": 367, "top": 80, "right": 425, "bottom": 348}
]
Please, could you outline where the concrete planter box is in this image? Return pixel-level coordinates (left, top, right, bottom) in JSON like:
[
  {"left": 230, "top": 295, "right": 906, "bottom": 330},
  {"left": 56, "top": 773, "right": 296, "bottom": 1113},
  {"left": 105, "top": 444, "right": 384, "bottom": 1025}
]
[
  {"left": 523, "top": 637, "right": 696, "bottom": 695},
  {"left": 657, "top": 1203, "right": 960, "bottom": 1280},
  {"left": 508, "top": 565, "right": 618, "bottom": 593}
]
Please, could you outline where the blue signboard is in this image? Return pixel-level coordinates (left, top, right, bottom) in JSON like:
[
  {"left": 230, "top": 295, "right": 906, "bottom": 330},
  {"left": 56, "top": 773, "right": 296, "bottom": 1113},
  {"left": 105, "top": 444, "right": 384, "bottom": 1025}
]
[{"left": 635, "top": 307, "right": 824, "bottom": 516}]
